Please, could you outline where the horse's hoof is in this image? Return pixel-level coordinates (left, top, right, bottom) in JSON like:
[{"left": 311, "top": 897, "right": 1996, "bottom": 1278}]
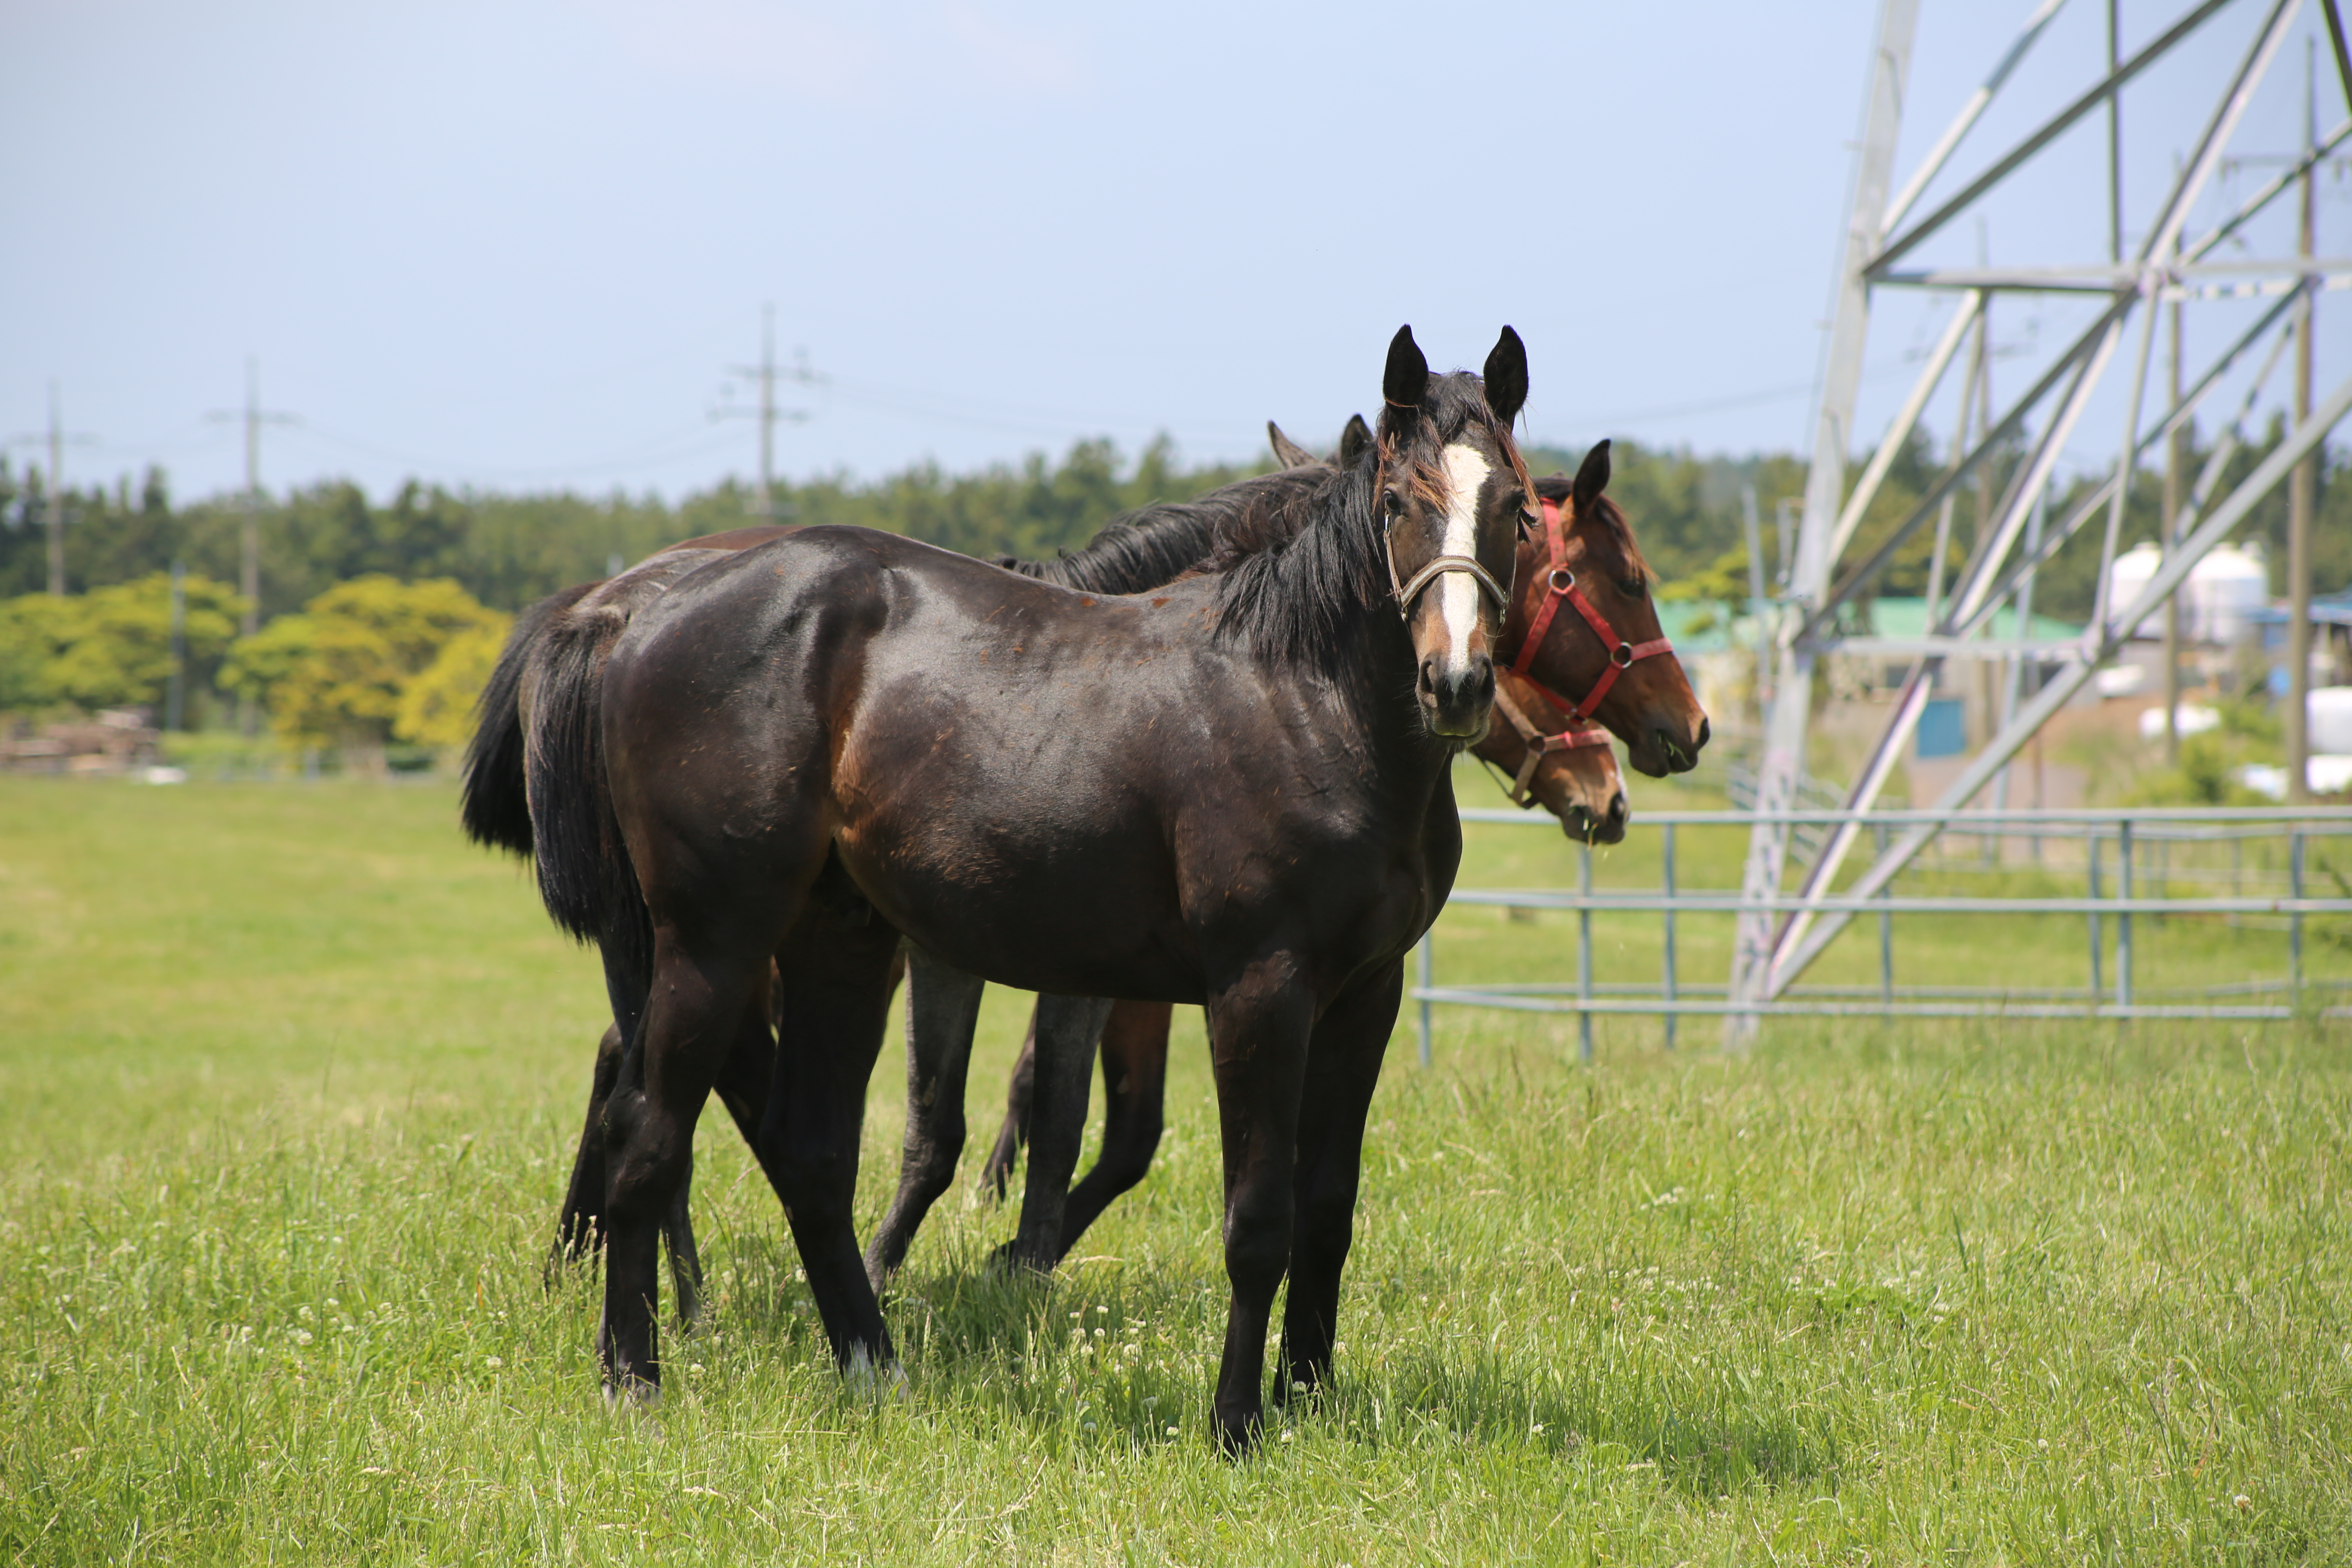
[
  {"left": 1214, "top": 1411, "right": 1260, "bottom": 1459},
  {"left": 986, "top": 1240, "right": 1051, "bottom": 1278},
  {"left": 844, "top": 1346, "right": 911, "bottom": 1404},
  {"left": 601, "top": 1374, "right": 662, "bottom": 1414}
]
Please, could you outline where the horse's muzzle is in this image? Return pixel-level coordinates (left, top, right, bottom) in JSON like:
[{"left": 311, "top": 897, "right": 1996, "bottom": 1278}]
[
  {"left": 1419, "top": 654, "right": 1496, "bottom": 739},
  {"left": 1568, "top": 788, "right": 1629, "bottom": 846}
]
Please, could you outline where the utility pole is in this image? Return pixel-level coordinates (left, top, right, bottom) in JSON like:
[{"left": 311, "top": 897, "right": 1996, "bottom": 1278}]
[
  {"left": 8, "top": 385, "right": 99, "bottom": 595},
  {"left": 47, "top": 385, "right": 67, "bottom": 595},
  {"left": 166, "top": 559, "right": 188, "bottom": 733},
  {"left": 2287, "top": 37, "right": 2319, "bottom": 802},
  {"left": 716, "top": 305, "right": 814, "bottom": 518},
  {"left": 205, "top": 360, "right": 298, "bottom": 637},
  {"left": 205, "top": 361, "right": 296, "bottom": 737},
  {"left": 206, "top": 360, "right": 299, "bottom": 637}
]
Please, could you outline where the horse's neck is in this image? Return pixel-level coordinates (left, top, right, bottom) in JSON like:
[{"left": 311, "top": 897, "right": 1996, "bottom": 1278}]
[{"left": 1316, "top": 590, "right": 1455, "bottom": 815}]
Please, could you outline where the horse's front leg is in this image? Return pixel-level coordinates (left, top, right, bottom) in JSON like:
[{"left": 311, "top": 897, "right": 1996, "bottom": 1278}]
[
  {"left": 1004, "top": 994, "right": 1114, "bottom": 1271},
  {"left": 864, "top": 947, "right": 987, "bottom": 1296},
  {"left": 764, "top": 912, "right": 904, "bottom": 1372},
  {"left": 1054, "top": 999, "right": 1172, "bottom": 1263},
  {"left": 1274, "top": 961, "right": 1401, "bottom": 1406},
  {"left": 1204, "top": 963, "right": 1316, "bottom": 1454}
]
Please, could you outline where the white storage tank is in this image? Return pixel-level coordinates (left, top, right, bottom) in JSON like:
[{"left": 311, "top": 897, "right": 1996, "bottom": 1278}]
[
  {"left": 2310, "top": 686, "right": 2352, "bottom": 755},
  {"left": 2110, "top": 542, "right": 2162, "bottom": 638},
  {"left": 2187, "top": 543, "right": 2268, "bottom": 645},
  {"left": 2105, "top": 540, "right": 2271, "bottom": 644}
]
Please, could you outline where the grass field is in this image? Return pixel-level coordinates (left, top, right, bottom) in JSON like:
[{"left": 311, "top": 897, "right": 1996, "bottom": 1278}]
[{"left": 2, "top": 771, "right": 2348, "bottom": 1564}]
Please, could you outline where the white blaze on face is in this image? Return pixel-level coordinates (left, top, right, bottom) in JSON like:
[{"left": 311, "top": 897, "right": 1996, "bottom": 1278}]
[{"left": 1434, "top": 443, "right": 1494, "bottom": 670}]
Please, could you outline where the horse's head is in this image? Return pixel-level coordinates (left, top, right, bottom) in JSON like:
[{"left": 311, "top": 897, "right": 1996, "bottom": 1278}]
[
  {"left": 1266, "top": 413, "right": 1374, "bottom": 472},
  {"left": 1475, "top": 667, "right": 1628, "bottom": 844},
  {"left": 1376, "top": 325, "right": 1531, "bottom": 740},
  {"left": 1505, "top": 442, "right": 1710, "bottom": 777}
]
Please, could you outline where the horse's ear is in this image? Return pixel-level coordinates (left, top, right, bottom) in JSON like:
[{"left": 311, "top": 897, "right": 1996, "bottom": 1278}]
[
  {"left": 1267, "top": 421, "right": 1318, "bottom": 469},
  {"left": 1383, "top": 325, "right": 1428, "bottom": 410},
  {"left": 1572, "top": 439, "right": 1612, "bottom": 512},
  {"left": 1338, "top": 413, "right": 1373, "bottom": 467},
  {"left": 1482, "top": 326, "right": 1528, "bottom": 426}
]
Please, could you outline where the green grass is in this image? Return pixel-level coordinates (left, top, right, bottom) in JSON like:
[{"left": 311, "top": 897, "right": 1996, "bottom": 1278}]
[{"left": 2, "top": 773, "right": 2348, "bottom": 1564}]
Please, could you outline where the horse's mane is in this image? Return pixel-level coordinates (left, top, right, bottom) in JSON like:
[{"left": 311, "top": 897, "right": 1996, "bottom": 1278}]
[
  {"left": 1212, "top": 371, "right": 1516, "bottom": 675},
  {"left": 989, "top": 468, "right": 1327, "bottom": 596},
  {"left": 1533, "top": 474, "right": 1652, "bottom": 582}
]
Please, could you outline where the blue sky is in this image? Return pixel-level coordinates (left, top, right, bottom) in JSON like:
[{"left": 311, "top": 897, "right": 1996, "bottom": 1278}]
[{"left": 4, "top": 0, "right": 2344, "bottom": 504}]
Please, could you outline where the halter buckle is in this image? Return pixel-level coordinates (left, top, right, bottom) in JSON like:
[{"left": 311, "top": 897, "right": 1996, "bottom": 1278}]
[
  {"left": 1610, "top": 642, "right": 1635, "bottom": 669},
  {"left": 1548, "top": 567, "right": 1576, "bottom": 595}
]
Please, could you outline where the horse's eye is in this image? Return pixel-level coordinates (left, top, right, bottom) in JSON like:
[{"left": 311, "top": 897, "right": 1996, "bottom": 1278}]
[
  {"left": 1619, "top": 577, "right": 1648, "bottom": 599},
  {"left": 1381, "top": 490, "right": 1404, "bottom": 519}
]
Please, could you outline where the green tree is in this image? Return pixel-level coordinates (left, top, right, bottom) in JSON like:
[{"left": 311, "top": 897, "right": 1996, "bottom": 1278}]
[
  {"left": 393, "top": 619, "right": 511, "bottom": 748},
  {"left": 223, "top": 576, "right": 503, "bottom": 744},
  {"left": 0, "top": 574, "right": 245, "bottom": 713},
  {"left": 0, "top": 593, "right": 82, "bottom": 708}
]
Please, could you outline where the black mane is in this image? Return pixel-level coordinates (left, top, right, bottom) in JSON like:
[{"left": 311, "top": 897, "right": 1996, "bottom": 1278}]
[
  {"left": 991, "top": 468, "right": 1326, "bottom": 596},
  {"left": 1207, "top": 460, "right": 1383, "bottom": 676}
]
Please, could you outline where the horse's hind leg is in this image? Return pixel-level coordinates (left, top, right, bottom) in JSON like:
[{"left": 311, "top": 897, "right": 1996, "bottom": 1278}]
[
  {"left": 1054, "top": 1000, "right": 1172, "bottom": 1263},
  {"left": 1273, "top": 962, "right": 1401, "bottom": 1408},
  {"left": 548, "top": 1023, "right": 627, "bottom": 1284},
  {"left": 978, "top": 1006, "right": 1042, "bottom": 1200},
  {"left": 1003, "top": 994, "right": 1114, "bottom": 1272},
  {"left": 596, "top": 937, "right": 767, "bottom": 1403},
  {"left": 864, "top": 947, "right": 987, "bottom": 1296},
  {"left": 763, "top": 911, "right": 903, "bottom": 1371},
  {"left": 550, "top": 948, "right": 656, "bottom": 1281}
]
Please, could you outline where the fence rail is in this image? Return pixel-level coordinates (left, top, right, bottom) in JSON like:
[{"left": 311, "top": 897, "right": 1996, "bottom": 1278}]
[{"left": 1416, "top": 805, "right": 2352, "bottom": 1063}]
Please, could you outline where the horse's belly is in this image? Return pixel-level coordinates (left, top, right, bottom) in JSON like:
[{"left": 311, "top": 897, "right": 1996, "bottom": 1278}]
[{"left": 832, "top": 814, "right": 1201, "bottom": 1002}]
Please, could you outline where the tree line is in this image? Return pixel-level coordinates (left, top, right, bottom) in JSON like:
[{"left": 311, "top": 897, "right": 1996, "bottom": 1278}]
[{"left": 0, "top": 422, "right": 2342, "bottom": 745}]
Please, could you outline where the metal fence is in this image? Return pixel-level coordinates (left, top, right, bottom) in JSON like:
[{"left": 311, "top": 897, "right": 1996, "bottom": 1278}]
[{"left": 1414, "top": 806, "right": 2352, "bottom": 1065}]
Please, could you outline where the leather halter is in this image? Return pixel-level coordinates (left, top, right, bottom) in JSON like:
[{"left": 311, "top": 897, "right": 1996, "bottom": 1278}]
[
  {"left": 1388, "top": 547, "right": 1511, "bottom": 623},
  {"left": 1509, "top": 497, "right": 1675, "bottom": 720},
  {"left": 1491, "top": 675, "right": 1612, "bottom": 808}
]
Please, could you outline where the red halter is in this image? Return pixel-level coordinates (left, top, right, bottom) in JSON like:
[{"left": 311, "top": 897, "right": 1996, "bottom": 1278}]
[
  {"left": 1508, "top": 497, "right": 1675, "bottom": 721},
  {"left": 1490, "top": 675, "right": 1612, "bottom": 809}
]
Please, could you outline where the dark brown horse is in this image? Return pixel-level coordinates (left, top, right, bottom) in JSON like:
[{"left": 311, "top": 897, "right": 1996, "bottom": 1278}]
[
  {"left": 530, "top": 328, "right": 1590, "bottom": 1447},
  {"left": 468, "top": 468, "right": 1351, "bottom": 1302},
  {"left": 473, "top": 421, "right": 1699, "bottom": 1354}
]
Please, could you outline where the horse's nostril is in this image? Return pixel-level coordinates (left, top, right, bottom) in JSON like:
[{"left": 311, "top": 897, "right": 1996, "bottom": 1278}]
[
  {"left": 1607, "top": 793, "right": 1628, "bottom": 824},
  {"left": 1695, "top": 716, "right": 1711, "bottom": 750},
  {"left": 1417, "top": 658, "right": 1437, "bottom": 697}
]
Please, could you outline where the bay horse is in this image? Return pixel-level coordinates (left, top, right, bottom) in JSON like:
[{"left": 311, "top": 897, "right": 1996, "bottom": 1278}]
[{"left": 536, "top": 327, "right": 1550, "bottom": 1446}]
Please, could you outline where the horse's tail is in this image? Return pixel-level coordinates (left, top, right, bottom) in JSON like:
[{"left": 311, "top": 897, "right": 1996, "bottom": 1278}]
[
  {"left": 460, "top": 585, "right": 592, "bottom": 858},
  {"left": 524, "top": 599, "right": 654, "bottom": 986}
]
